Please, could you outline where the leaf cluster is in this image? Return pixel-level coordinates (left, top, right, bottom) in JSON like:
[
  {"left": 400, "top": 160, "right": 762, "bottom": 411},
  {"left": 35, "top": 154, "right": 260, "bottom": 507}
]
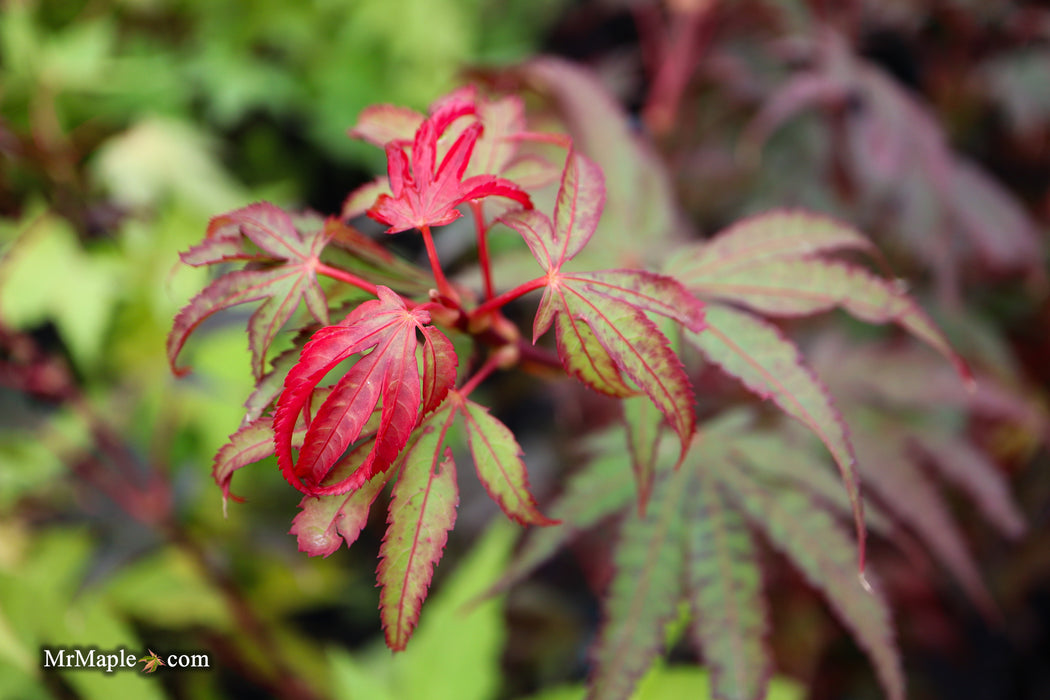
[{"left": 164, "top": 54, "right": 1044, "bottom": 700}]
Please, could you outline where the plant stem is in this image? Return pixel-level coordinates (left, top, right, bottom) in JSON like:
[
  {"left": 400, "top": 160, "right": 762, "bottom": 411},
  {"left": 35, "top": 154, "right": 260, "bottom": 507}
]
[
  {"left": 469, "top": 201, "right": 495, "bottom": 300},
  {"left": 457, "top": 352, "right": 504, "bottom": 399},
  {"left": 639, "top": 1, "right": 714, "bottom": 137},
  {"left": 419, "top": 224, "right": 455, "bottom": 301},
  {"left": 315, "top": 262, "right": 379, "bottom": 296},
  {"left": 470, "top": 275, "right": 548, "bottom": 320}
]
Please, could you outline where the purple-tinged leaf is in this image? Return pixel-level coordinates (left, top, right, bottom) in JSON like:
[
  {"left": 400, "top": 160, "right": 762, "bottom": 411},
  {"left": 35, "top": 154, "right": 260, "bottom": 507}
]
[
  {"left": 457, "top": 396, "right": 557, "bottom": 526},
  {"left": 686, "top": 303, "right": 866, "bottom": 566},
  {"left": 539, "top": 282, "right": 697, "bottom": 456},
  {"left": 563, "top": 270, "right": 705, "bottom": 332},
  {"left": 667, "top": 210, "right": 876, "bottom": 281},
  {"left": 589, "top": 465, "right": 690, "bottom": 700},
  {"left": 499, "top": 209, "right": 558, "bottom": 272},
  {"left": 948, "top": 157, "right": 1043, "bottom": 271},
  {"left": 341, "top": 178, "right": 393, "bottom": 220},
  {"left": 348, "top": 104, "right": 424, "bottom": 147},
  {"left": 912, "top": 435, "right": 1025, "bottom": 539},
  {"left": 513, "top": 58, "right": 678, "bottom": 262},
  {"left": 746, "top": 33, "right": 1044, "bottom": 281},
  {"left": 243, "top": 346, "right": 300, "bottom": 425},
  {"left": 734, "top": 423, "right": 896, "bottom": 536},
  {"left": 623, "top": 396, "right": 663, "bottom": 513},
  {"left": 488, "top": 444, "right": 636, "bottom": 596},
  {"left": 377, "top": 405, "right": 460, "bottom": 651},
  {"left": 553, "top": 151, "right": 606, "bottom": 265},
  {"left": 168, "top": 203, "right": 331, "bottom": 379},
  {"left": 553, "top": 309, "right": 637, "bottom": 398},
  {"left": 741, "top": 73, "right": 849, "bottom": 155},
  {"left": 291, "top": 442, "right": 394, "bottom": 557},
  {"left": 685, "top": 470, "right": 771, "bottom": 700},
  {"left": 851, "top": 422, "right": 998, "bottom": 618},
  {"left": 213, "top": 418, "right": 277, "bottom": 510},
  {"left": 719, "top": 463, "right": 905, "bottom": 700},
  {"left": 501, "top": 153, "right": 562, "bottom": 189},
  {"left": 813, "top": 338, "right": 1047, "bottom": 439},
  {"left": 419, "top": 326, "right": 458, "bottom": 417},
  {"left": 465, "top": 92, "right": 529, "bottom": 179},
  {"left": 687, "top": 257, "right": 971, "bottom": 382}
]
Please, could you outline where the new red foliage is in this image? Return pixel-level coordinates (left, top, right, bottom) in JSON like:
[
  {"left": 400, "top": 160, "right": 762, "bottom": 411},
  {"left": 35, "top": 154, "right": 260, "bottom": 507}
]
[
  {"left": 273, "top": 287, "right": 452, "bottom": 497},
  {"left": 366, "top": 99, "right": 533, "bottom": 234}
]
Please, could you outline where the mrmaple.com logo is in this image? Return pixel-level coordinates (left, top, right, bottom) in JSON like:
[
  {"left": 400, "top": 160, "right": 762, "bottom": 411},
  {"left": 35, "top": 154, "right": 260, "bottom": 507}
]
[{"left": 42, "top": 646, "right": 209, "bottom": 673}]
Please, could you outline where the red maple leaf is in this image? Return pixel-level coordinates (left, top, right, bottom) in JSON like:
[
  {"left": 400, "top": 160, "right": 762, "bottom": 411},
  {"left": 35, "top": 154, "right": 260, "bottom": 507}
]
[
  {"left": 366, "top": 100, "right": 533, "bottom": 234},
  {"left": 273, "top": 287, "right": 456, "bottom": 497}
]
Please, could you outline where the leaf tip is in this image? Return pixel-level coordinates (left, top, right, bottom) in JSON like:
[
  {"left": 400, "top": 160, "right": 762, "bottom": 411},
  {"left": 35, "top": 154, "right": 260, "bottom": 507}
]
[{"left": 859, "top": 570, "right": 874, "bottom": 595}]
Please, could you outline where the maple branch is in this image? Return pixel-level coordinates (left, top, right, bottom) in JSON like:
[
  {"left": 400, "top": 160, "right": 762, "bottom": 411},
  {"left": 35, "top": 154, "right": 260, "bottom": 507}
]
[
  {"left": 315, "top": 261, "right": 380, "bottom": 297},
  {"left": 639, "top": 1, "right": 715, "bottom": 137},
  {"left": 514, "top": 338, "right": 562, "bottom": 371},
  {"left": 458, "top": 351, "right": 505, "bottom": 399},
  {"left": 470, "top": 275, "right": 548, "bottom": 320},
  {"left": 470, "top": 200, "right": 495, "bottom": 300}
]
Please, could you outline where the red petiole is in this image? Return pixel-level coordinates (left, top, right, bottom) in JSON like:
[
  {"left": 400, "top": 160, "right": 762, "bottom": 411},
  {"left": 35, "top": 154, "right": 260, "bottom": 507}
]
[
  {"left": 470, "top": 200, "right": 495, "bottom": 301},
  {"left": 419, "top": 224, "right": 456, "bottom": 303},
  {"left": 469, "top": 275, "right": 548, "bottom": 321}
]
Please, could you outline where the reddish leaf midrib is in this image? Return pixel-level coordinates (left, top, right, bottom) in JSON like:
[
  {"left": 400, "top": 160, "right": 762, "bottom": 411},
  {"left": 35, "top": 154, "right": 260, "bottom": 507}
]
[
  {"left": 563, "top": 271, "right": 693, "bottom": 323},
  {"left": 298, "top": 346, "right": 386, "bottom": 484},
  {"left": 239, "top": 212, "right": 308, "bottom": 261},
  {"left": 700, "top": 319, "right": 860, "bottom": 508},
  {"left": 254, "top": 274, "right": 313, "bottom": 357},
  {"left": 682, "top": 231, "right": 869, "bottom": 279},
  {"left": 702, "top": 480, "right": 755, "bottom": 696},
  {"left": 694, "top": 280, "right": 902, "bottom": 318},
  {"left": 602, "top": 470, "right": 686, "bottom": 690},
  {"left": 391, "top": 409, "right": 458, "bottom": 646},
  {"left": 551, "top": 284, "right": 630, "bottom": 393},
  {"left": 556, "top": 157, "right": 584, "bottom": 263},
  {"left": 463, "top": 402, "right": 543, "bottom": 524},
  {"left": 562, "top": 283, "right": 684, "bottom": 430}
]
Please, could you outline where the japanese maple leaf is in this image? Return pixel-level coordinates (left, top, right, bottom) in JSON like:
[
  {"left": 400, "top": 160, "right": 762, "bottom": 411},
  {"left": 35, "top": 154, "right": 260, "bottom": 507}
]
[
  {"left": 168, "top": 203, "right": 330, "bottom": 380},
  {"left": 139, "top": 650, "right": 165, "bottom": 674},
  {"left": 501, "top": 152, "right": 705, "bottom": 457},
  {"left": 273, "top": 286, "right": 455, "bottom": 497},
  {"left": 366, "top": 100, "right": 533, "bottom": 234},
  {"left": 348, "top": 85, "right": 561, "bottom": 187}
]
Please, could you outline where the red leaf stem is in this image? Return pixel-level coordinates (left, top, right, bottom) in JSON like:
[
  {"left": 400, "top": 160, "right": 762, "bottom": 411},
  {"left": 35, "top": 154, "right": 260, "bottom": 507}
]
[
  {"left": 469, "top": 276, "right": 549, "bottom": 320},
  {"left": 314, "top": 262, "right": 380, "bottom": 298},
  {"left": 470, "top": 200, "right": 495, "bottom": 300},
  {"left": 419, "top": 224, "right": 455, "bottom": 302}
]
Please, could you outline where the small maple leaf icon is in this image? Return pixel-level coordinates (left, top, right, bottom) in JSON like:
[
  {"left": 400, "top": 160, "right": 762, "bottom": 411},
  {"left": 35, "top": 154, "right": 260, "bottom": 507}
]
[{"left": 139, "top": 649, "right": 165, "bottom": 673}]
